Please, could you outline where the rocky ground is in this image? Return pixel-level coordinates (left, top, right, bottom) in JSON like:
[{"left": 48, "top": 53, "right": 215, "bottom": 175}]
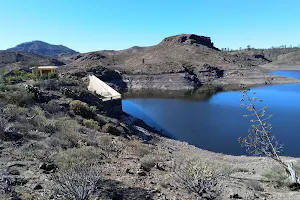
[
  {"left": 1, "top": 34, "right": 300, "bottom": 199},
  {"left": 0, "top": 72, "right": 300, "bottom": 200}
]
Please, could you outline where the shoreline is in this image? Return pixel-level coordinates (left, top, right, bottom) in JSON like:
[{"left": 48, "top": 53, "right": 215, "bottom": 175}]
[{"left": 122, "top": 65, "right": 300, "bottom": 91}]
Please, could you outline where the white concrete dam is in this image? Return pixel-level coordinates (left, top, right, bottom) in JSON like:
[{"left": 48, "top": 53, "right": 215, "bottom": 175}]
[{"left": 87, "top": 75, "right": 121, "bottom": 101}]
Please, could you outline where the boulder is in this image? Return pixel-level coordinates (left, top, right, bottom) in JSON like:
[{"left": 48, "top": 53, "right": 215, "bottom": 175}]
[{"left": 39, "top": 163, "right": 57, "bottom": 173}]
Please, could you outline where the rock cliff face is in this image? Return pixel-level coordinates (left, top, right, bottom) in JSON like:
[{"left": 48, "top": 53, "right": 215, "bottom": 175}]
[{"left": 159, "top": 34, "right": 218, "bottom": 50}]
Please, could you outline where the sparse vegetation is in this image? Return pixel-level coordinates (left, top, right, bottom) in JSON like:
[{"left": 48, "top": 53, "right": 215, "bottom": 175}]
[
  {"left": 69, "top": 100, "right": 97, "bottom": 119},
  {"left": 140, "top": 154, "right": 157, "bottom": 172},
  {"left": 246, "top": 180, "right": 264, "bottom": 191},
  {"left": 3, "top": 69, "right": 38, "bottom": 83},
  {"left": 55, "top": 146, "right": 107, "bottom": 169},
  {"left": 98, "top": 135, "right": 125, "bottom": 158},
  {"left": 83, "top": 119, "right": 99, "bottom": 130},
  {"left": 52, "top": 162, "right": 101, "bottom": 200},
  {"left": 0, "top": 85, "right": 34, "bottom": 106},
  {"left": 262, "top": 165, "right": 291, "bottom": 188},
  {"left": 239, "top": 87, "right": 300, "bottom": 186},
  {"left": 174, "top": 160, "right": 222, "bottom": 199}
]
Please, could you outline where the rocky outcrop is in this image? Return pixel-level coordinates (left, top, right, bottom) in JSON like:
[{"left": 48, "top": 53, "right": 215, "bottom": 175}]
[
  {"left": 123, "top": 73, "right": 199, "bottom": 90},
  {"left": 87, "top": 66, "right": 127, "bottom": 90},
  {"left": 159, "top": 34, "right": 218, "bottom": 50}
]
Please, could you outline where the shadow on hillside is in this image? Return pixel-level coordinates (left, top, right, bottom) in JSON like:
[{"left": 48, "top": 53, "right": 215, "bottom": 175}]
[{"left": 96, "top": 178, "right": 154, "bottom": 200}]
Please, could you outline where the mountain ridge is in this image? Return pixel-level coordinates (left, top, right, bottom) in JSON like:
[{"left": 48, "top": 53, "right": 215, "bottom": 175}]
[{"left": 7, "top": 40, "right": 79, "bottom": 56}]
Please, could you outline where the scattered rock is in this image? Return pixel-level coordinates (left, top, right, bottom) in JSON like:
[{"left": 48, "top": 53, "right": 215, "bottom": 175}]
[
  {"left": 111, "top": 191, "right": 123, "bottom": 200},
  {"left": 8, "top": 169, "right": 20, "bottom": 175},
  {"left": 39, "top": 163, "right": 57, "bottom": 173},
  {"left": 230, "top": 193, "right": 243, "bottom": 199},
  {"left": 8, "top": 177, "right": 28, "bottom": 186},
  {"left": 137, "top": 170, "right": 147, "bottom": 176},
  {"left": 155, "top": 163, "right": 166, "bottom": 171},
  {"left": 33, "top": 184, "right": 43, "bottom": 190},
  {"left": 1, "top": 126, "right": 23, "bottom": 141},
  {"left": 125, "top": 168, "right": 134, "bottom": 175}
]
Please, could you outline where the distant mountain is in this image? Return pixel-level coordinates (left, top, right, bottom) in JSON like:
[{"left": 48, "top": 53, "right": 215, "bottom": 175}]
[
  {"left": 7, "top": 41, "right": 79, "bottom": 56},
  {"left": 0, "top": 51, "right": 65, "bottom": 68}
]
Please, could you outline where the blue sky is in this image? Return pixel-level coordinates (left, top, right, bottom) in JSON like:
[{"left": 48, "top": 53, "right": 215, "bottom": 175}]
[{"left": 1, "top": 0, "right": 300, "bottom": 52}]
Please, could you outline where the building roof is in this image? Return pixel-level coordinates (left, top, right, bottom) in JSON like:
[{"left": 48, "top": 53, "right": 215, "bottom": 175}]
[{"left": 37, "top": 66, "right": 59, "bottom": 69}]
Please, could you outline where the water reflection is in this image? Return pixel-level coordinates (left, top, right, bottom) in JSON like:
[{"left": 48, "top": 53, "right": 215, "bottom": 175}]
[
  {"left": 122, "top": 83, "right": 300, "bottom": 157},
  {"left": 270, "top": 70, "right": 300, "bottom": 79}
]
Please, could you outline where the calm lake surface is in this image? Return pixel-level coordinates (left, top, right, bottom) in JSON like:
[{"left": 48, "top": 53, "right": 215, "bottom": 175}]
[{"left": 122, "top": 70, "right": 300, "bottom": 157}]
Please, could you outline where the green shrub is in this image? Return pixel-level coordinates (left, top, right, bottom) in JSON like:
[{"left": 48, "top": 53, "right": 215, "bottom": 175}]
[
  {"left": 102, "top": 123, "right": 123, "bottom": 135},
  {"left": 4, "top": 70, "right": 39, "bottom": 83},
  {"left": 0, "top": 85, "right": 33, "bottom": 106},
  {"left": 83, "top": 119, "right": 99, "bottom": 129},
  {"left": 69, "top": 100, "right": 95, "bottom": 119}
]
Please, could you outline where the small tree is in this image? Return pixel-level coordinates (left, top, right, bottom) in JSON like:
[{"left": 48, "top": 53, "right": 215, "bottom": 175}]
[
  {"left": 52, "top": 162, "right": 101, "bottom": 200},
  {"left": 239, "top": 88, "right": 300, "bottom": 184}
]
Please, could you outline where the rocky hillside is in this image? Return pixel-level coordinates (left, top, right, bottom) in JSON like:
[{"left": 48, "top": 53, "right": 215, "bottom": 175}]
[
  {"left": 67, "top": 34, "right": 269, "bottom": 75},
  {"left": 0, "top": 51, "right": 65, "bottom": 68},
  {"left": 7, "top": 41, "right": 79, "bottom": 57},
  {"left": 62, "top": 34, "right": 274, "bottom": 90},
  {"left": 269, "top": 49, "right": 300, "bottom": 65}
]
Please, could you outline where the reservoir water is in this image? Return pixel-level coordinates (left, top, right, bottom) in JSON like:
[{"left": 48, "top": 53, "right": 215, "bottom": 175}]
[{"left": 122, "top": 70, "right": 300, "bottom": 157}]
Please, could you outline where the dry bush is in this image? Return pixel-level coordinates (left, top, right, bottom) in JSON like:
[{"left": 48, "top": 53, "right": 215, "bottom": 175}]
[
  {"left": 43, "top": 100, "right": 62, "bottom": 114},
  {"left": 54, "top": 119, "right": 92, "bottom": 148},
  {"left": 17, "top": 141, "right": 51, "bottom": 161},
  {"left": 31, "top": 107, "right": 59, "bottom": 134},
  {"left": 55, "top": 146, "right": 107, "bottom": 169},
  {"left": 262, "top": 165, "right": 291, "bottom": 188},
  {"left": 140, "top": 154, "right": 157, "bottom": 172},
  {"left": 3, "top": 104, "right": 29, "bottom": 122},
  {"left": 125, "top": 139, "right": 151, "bottom": 157},
  {"left": 174, "top": 160, "right": 223, "bottom": 200},
  {"left": 246, "top": 180, "right": 264, "bottom": 191},
  {"left": 0, "top": 116, "right": 8, "bottom": 140},
  {"left": 0, "top": 85, "right": 33, "bottom": 106},
  {"left": 52, "top": 162, "right": 101, "bottom": 200},
  {"left": 40, "top": 79, "right": 58, "bottom": 90},
  {"left": 98, "top": 135, "right": 125, "bottom": 158}
]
